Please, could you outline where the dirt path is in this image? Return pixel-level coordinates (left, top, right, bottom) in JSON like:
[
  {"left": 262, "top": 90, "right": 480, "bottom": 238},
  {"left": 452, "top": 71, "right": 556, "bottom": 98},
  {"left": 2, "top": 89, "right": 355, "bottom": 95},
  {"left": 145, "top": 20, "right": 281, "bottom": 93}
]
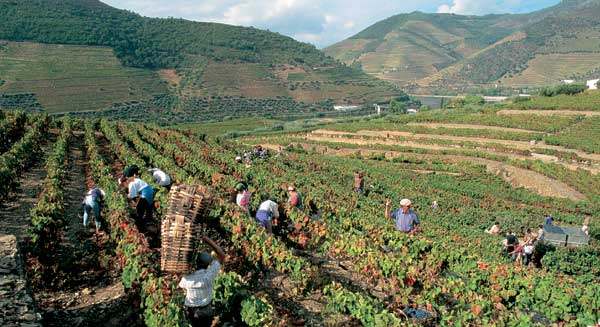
[
  {"left": 262, "top": 142, "right": 587, "bottom": 201},
  {"left": 33, "top": 132, "right": 134, "bottom": 327},
  {"left": 309, "top": 130, "right": 600, "bottom": 173},
  {"left": 497, "top": 110, "right": 600, "bottom": 117},
  {"left": 405, "top": 122, "right": 543, "bottom": 134}
]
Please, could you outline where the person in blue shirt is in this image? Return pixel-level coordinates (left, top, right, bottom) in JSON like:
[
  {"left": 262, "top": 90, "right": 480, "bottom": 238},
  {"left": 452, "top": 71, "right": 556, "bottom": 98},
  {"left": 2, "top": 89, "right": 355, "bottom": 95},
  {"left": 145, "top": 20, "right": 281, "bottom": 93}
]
[
  {"left": 119, "top": 165, "right": 155, "bottom": 232},
  {"left": 385, "top": 198, "right": 420, "bottom": 233},
  {"left": 544, "top": 215, "right": 554, "bottom": 226}
]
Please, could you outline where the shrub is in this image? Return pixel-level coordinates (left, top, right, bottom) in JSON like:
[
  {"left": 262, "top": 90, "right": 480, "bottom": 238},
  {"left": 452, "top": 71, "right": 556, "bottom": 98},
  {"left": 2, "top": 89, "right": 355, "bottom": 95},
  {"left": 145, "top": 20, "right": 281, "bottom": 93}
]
[
  {"left": 539, "top": 84, "right": 586, "bottom": 97},
  {"left": 464, "top": 95, "right": 485, "bottom": 105}
]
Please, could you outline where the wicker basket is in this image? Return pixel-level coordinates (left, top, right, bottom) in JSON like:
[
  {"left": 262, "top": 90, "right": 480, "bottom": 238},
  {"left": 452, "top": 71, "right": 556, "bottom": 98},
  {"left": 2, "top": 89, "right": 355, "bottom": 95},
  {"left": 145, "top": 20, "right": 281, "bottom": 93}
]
[{"left": 161, "top": 184, "right": 211, "bottom": 273}]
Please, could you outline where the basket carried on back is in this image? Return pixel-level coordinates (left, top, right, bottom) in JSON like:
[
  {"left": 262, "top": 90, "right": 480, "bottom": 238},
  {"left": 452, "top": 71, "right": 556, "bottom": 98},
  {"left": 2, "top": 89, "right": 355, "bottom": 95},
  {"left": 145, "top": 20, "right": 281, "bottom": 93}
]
[{"left": 161, "top": 184, "right": 211, "bottom": 273}]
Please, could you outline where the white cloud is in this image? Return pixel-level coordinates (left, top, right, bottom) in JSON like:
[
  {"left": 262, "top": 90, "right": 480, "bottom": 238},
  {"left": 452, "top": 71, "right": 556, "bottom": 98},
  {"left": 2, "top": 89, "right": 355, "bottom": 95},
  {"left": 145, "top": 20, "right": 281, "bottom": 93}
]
[
  {"left": 103, "top": 0, "right": 559, "bottom": 47},
  {"left": 294, "top": 32, "right": 322, "bottom": 43},
  {"left": 437, "top": 0, "right": 528, "bottom": 15},
  {"left": 437, "top": 4, "right": 452, "bottom": 13}
]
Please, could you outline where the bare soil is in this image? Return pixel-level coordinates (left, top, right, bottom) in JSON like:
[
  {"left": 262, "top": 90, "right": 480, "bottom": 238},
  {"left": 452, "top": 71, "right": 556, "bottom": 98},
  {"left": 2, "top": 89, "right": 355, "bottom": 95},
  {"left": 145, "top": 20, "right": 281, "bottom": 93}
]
[{"left": 158, "top": 69, "right": 181, "bottom": 86}]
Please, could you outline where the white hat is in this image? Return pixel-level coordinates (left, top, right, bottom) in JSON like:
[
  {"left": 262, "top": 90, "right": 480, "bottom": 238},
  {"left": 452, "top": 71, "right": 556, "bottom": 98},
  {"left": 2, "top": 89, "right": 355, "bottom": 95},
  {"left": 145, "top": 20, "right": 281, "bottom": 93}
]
[
  {"left": 287, "top": 185, "right": 295, "bottom": 191},
  {"left": 235, "top": 156, "right": 242, "bottom": 161},
  {"left": 400, "top": 199, "right": 412, "bottom": 207}
]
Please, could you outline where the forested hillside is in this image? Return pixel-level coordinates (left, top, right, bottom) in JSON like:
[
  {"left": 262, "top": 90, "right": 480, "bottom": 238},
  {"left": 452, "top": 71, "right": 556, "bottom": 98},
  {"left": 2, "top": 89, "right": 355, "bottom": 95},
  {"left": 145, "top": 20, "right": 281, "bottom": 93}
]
[
  {"left": 326, "top": 0, "right": 600, "bottom": 92},
  {"left": 0, "top": 0, "right": 402, "bottom": 118},
  {"left": 0, "top": 0, "right": 330, "bottom": 68}
]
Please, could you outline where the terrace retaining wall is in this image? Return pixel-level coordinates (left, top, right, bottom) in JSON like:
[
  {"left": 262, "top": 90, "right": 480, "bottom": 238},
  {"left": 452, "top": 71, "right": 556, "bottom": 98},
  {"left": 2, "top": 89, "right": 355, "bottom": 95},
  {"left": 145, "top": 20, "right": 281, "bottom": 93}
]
[{"left": 0, "top": 234, "right": 42, "bottom": 327}]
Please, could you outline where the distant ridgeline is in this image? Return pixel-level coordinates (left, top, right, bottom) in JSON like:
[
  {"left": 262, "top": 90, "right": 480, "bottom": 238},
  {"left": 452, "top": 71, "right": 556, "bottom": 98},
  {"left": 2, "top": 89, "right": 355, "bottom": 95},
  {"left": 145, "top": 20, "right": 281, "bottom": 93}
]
[
  {"left": 0, "top": 0, "right": 403, "bottom": 119},
  {"left": 0, "top": 0, "right": 329, "bottom": 67},
  {"left": 325, "top": 0, "right": 600, "bottom": 92}
]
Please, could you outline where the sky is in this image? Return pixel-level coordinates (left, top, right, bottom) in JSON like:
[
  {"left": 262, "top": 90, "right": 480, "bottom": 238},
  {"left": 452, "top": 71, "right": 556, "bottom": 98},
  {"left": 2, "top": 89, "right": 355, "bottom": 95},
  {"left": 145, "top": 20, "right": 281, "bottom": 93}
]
[{"left": 102, "top": 0, "right": 561, "bottom": 48}]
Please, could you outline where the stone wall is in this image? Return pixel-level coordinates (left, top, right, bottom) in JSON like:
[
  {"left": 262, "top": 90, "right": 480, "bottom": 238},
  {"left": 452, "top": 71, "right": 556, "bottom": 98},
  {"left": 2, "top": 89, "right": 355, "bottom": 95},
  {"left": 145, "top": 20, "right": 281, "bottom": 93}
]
[{"left": 0, "top": 234, "right": 42, "bottom": 327}]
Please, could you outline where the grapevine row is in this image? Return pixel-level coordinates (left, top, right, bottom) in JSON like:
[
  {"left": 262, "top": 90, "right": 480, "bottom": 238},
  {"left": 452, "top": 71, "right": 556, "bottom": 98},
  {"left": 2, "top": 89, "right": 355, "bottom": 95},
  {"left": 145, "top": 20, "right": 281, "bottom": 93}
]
[{"left": 0, "top": 115, "right": 49, "bottom": 200}]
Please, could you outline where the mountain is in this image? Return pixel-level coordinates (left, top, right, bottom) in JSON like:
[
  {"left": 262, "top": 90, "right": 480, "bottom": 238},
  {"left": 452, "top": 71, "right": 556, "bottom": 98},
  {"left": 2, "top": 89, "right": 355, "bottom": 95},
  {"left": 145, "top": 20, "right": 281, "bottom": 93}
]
[
  {"left": 325, "top": 0, "right": 600, "bottom": 93},
  {"left": 0, "top": 0, "right": 401, "bottom": 119}
]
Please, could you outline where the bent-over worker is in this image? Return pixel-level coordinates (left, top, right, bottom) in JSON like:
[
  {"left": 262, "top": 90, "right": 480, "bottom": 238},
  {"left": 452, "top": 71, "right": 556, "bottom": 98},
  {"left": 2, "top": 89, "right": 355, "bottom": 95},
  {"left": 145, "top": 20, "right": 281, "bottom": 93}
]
[
  {"left": 82, "top": 186, "right": 105, "bottom": 233},
  {"left": 122, "top": 165, "right": 155, "bottom": 232},
  {"left": 149, "top": 168, "right": 171, "bottom": 190},
  {"left": 385, "top": 198, "right": 420, "bottom": 233},
  {"left": 256, "top": 196, "right": 279, "bottom": 233},
  {"left": 179, "top": 236, "right": 226, "bottom": 326},
  {"left": 486, "top": 222, "right": 501, "bottom": 235}
]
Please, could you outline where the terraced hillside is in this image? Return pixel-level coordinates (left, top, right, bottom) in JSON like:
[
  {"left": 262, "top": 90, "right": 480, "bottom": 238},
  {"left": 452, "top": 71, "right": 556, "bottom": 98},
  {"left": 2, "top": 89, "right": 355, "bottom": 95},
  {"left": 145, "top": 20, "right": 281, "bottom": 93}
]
[
  {"left": 3, "top": 90, "right": 599, "bottom": 326},
  {"left": 0, "top": 41, "right": 167, "bottom": 113},
  {"left": 326, "top": 0, "right": 600, "bottom": 92},
  {"left": 0, "top": 0, "right": 402, "bottom": 117}
]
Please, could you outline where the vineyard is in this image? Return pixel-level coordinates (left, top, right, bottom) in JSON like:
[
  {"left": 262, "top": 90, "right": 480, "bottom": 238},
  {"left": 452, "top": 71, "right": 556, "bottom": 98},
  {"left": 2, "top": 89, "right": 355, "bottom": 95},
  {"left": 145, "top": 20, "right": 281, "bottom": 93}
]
[{"left": 0, "top": 105, "right": 598, "bottom": 327}]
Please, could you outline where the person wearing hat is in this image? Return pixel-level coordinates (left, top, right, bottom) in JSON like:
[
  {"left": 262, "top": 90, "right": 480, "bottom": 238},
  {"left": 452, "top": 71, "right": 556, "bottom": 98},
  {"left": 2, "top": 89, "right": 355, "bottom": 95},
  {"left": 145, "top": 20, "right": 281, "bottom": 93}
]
[
  {"left": 148, "top": 167, "right": 172, "bottom": 190},
  {"left": 179, "top": 236, "right": 226, "bottom": 326},
  {"left": 122, "top": 165, "right": 155, "bottom": 231},
  {"left": 287, "top": 185, "right": 303, "bottom": 209},
  {"left": 235, "top": 181, "right": 251, "bottom": 212},
  {"left": 256, "top": 194, "right": 279, "bottom": 233},
  {"left": 385, "top": 198, "right": 420, "bottom": 233},
  {"left": 122, "top": 165, "right": 140, "bottom": 179}
]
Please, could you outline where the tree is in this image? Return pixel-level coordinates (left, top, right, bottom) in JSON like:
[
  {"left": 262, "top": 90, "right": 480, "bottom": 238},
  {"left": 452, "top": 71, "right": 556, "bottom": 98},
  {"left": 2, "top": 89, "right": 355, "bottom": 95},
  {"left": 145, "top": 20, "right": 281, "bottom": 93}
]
[{"left": 389, "top": 99, "right": 407, "bottom": 113}]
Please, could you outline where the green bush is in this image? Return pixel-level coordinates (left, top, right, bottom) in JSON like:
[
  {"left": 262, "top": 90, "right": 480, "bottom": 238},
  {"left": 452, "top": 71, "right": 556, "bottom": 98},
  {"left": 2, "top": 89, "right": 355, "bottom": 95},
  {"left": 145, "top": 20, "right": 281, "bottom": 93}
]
[
  {"left": 539, "top": 84, "right": 586, "bottom": 97},
  {"left": 542, "top": 247, "right": 600, "bottom": 279},
  {"left": 240, "top": 296, "right": 274, "bottom": 327},
  {"left": 464, "top": 95, "right": 485, "bottom": 105}
]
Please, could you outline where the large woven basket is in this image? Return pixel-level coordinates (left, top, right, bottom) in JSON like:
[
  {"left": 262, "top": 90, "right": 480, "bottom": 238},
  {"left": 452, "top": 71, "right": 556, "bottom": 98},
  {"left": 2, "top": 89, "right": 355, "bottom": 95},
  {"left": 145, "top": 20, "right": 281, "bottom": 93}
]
[{"left": 161, "top": 184, "right": 211, "bottom": 273}]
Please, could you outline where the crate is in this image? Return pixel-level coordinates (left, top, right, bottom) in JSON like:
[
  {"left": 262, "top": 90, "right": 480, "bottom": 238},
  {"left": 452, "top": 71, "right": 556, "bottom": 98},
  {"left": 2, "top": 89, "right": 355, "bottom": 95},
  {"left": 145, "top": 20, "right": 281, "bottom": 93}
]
[
  {"left": 161, "top": 184, "right": 211, "bottom": 273},
  {"left": 543, "top": 225, "right": 589, "bottom": 247}
]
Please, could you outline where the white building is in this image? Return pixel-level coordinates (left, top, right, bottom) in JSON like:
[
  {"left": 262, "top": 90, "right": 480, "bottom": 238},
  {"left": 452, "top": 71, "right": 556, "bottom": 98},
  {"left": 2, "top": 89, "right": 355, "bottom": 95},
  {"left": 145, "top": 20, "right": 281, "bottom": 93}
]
[
  {"left": 587, "top": 79, "right": 599, "bottom": 90},
  {"left": 561, "top": 80, "right": 575, "bottom": 85},
  {"left": 373, "top": 104, "right": 381, "bottom": 115},
  {"left": 333, "top": 105, "right": 360, "bottom": 111},
  {"left": 407, "top": 109, "right": 418, "bottom": 115}
]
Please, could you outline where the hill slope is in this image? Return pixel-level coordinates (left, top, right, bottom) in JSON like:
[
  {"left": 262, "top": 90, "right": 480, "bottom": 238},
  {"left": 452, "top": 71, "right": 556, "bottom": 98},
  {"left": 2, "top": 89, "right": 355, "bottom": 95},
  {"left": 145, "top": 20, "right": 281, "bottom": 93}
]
[
  {"left": 0, "top": 0, "right": 401, "bottom": 116},
  {"left": 325, "top": 0, "right": 600, "bottom": 92}
]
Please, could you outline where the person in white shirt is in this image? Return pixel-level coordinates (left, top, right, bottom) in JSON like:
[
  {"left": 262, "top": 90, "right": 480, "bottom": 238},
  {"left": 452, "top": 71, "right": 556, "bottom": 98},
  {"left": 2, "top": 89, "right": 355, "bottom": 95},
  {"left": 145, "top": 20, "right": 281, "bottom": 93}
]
[
  {"left": 523, "top": 241, "right": 535, "bottom": 267},
  {"left": 82, "top": 186, "right": 105, "bottom": 233},
  {"left": 148, "top": 168, "right": 172, "bottom": 189},
  {"left": 179, "top": 236, "right": 226, "bottom": 326},
  {"left": 582, "top": 217, "right": 590, "bottom": 236},
  {"left": 121, "top": 165, "right": 155, "bottom": 232},
  {"left": 485, "top": 222, "right": 501, "bottom": 235},
  {"left": 255, "top": 196, "right": 279, "bottom": 233}
]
